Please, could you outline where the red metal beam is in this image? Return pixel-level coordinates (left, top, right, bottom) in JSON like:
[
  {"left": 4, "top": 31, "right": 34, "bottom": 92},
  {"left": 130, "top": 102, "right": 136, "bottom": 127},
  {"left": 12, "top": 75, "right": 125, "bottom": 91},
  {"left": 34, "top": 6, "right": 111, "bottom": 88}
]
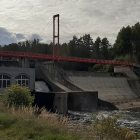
[
  {"left": 53, "top": 14, "right": 59, "bottom": 60},
  {"left": 0, "top": 50, "right": 133, "bottom": 66}
]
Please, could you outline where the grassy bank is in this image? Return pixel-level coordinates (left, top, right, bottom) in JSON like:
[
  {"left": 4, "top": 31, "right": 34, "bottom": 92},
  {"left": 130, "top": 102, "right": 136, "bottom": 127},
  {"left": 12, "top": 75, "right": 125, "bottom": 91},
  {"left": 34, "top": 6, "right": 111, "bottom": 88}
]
[
  {"left": 0, "top": 103, "right": 139, "bottom": 140},
  {"left": 0, "top": 104, "right": 81, "bottom": 140}
]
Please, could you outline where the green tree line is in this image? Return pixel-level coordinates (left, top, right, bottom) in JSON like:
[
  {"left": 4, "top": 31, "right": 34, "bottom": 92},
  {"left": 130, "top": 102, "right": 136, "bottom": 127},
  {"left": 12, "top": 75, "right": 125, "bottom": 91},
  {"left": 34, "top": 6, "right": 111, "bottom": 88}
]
[{"left": 0, "top": 22, "right": 140, "bottom": 69}]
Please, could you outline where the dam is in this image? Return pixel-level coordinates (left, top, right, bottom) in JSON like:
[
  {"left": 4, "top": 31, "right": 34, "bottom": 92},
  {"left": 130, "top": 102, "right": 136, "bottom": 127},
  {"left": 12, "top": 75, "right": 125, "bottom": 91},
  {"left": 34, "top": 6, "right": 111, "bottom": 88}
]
[
  {"left": 0, "top": 58, "right": 140, "bottom": 113},
  {"left": 35, "top": 61, "right": 140, "bottom": 112}
]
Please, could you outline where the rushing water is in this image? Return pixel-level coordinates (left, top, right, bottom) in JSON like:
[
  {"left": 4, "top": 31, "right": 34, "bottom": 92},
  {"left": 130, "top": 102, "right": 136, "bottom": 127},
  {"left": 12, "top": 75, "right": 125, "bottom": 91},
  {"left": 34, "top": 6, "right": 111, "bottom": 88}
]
[
  {"left": 35, "top": 81, "right": 50, "bottom": 92},
  {"left": 67, "top": 110, "right": 140, "bottom": 133}
]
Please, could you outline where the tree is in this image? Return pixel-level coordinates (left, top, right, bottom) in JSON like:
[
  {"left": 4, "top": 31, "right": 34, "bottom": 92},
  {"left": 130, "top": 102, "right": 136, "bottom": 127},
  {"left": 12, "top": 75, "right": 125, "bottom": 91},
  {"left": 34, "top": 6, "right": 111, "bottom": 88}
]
[
  {"left": 100, "top": 37, "right": 110, "bottom": 60},
  {"left": 80, "top": 34, "right": 93, "bottom": 58},
  {"left": 68, "top": 36, "right": 79, "bottom": 57},
  {"left": 113, "top": 26, "right": 132, "bottom": 56},
  {"left": 131, "top": 22, "right": 140, "bottom": 62},
  {"left": 92, "top": 37, "right": 101, "bottom": 59}
]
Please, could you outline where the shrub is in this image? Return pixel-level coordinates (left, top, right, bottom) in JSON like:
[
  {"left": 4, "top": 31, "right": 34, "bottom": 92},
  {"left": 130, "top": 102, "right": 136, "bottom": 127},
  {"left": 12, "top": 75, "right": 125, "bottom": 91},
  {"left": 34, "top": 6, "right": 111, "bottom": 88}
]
[
  {"left": 92, "top": 64, "right": 103, "bottom": 72},
  {"left": 104, "top": 65, "right": 114, "bottom": 72},
  {"left": 1, "top": 84, "right": 34, "bottom": 107},
  {"left": 92, "top": 64, "right": 114, "bottom": 72}
]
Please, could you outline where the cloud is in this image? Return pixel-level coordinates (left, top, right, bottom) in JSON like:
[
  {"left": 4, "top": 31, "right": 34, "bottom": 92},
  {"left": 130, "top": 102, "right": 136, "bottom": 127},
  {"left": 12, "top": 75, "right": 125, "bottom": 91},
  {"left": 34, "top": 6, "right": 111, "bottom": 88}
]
[
  {"left": 0, "top": 0, "right": 140, "bottom": 45},
  {"left": 14, "top": 33, "right": 26, "bottom": 40},
  {"left": 0, "top": 27, "right": 43, "bottom": 46},
  {"left": 0, "top": 27, "right": 17, "bottom": 46},
  {"left": 29, "top": 34, "right": 43, "bottom": 41}
]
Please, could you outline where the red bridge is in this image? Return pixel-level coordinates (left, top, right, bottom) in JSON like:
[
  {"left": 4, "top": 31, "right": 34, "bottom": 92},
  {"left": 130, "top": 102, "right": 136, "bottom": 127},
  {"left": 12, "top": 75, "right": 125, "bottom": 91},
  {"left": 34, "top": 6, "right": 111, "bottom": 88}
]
[
  {"left": 0, "top": 14, "right": 134, "bottom": 67},
  {"left": 0, "top": 50, "right": 133, "bottom": 66}
]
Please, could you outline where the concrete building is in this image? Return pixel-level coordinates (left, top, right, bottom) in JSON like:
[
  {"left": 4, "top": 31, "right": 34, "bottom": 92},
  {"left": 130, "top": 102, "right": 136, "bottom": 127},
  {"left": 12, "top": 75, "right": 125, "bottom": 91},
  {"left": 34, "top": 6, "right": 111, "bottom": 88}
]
[{"left": 0, "top": 67, "right": 35, "bottom": 93}]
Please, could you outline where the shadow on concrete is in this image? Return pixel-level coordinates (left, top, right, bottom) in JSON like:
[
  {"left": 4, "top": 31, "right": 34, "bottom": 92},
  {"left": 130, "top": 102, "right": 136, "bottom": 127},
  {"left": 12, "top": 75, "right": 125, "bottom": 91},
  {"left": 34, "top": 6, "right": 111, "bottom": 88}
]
[
  {"left": 98, "top": 99, "right": 118, "bottom": 110},
  {"left": 32, "top": 92, "right": 55, "bottom": 112}
]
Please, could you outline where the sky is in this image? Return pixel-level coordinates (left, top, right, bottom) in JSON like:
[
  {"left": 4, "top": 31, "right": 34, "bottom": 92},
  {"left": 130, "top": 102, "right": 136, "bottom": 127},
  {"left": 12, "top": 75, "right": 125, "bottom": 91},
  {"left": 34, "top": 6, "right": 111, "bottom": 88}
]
[{"left": 0, "top": 0, "right": 140, "bottom": 46}]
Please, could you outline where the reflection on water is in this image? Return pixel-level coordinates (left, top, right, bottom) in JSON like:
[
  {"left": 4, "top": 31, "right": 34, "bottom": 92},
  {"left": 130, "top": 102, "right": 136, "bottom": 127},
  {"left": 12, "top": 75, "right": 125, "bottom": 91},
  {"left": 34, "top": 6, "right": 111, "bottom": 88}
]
[{"left": 68, "top": 110, "right": 140, "bottom": 133}]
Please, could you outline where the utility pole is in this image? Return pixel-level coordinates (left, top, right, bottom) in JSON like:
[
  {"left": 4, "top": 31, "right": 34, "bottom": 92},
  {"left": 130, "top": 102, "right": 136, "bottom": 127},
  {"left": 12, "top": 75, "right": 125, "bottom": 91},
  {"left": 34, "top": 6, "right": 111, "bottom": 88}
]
[{"left": 53, "top": 14, "right": 59, "bottom": 61}]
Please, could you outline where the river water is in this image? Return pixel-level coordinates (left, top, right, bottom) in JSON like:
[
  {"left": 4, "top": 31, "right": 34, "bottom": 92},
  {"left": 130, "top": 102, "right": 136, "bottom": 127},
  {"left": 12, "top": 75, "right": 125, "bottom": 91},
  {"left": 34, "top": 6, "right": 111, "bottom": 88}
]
[{"left": 67, "top": 110, "right": 140, "bottom": 133}]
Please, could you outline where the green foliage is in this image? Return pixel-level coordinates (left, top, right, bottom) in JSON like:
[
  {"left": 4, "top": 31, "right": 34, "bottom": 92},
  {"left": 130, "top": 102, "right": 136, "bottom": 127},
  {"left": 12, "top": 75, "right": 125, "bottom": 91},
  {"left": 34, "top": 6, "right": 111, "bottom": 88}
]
[
  {"left": 91, "top": 64, "right": 114, "bottom": 72},
  {"left": 0, "top": 114, "right": 17, "bottom": 130},
  {"left": 103, "top": 65, "right": 114, "bottom": 72},
  {"left": 1, "top": 84, "right": 34, "bottom": 107},
  {"left": 113, "top": 22, "right": 140, "bottom": 64},
  {"left": 0, "top": 104, "right": 86, "bottom": 140},
  {"left": 90, "top": 113, "right": 136, "bottom": 140},
  {"left": 2, "top": 22, "right": 140, "bottom": 69},
  {"left": 92, "top": 64, "right": 103, "bottom": 72},
  {"left": 34, "top": 135, "right": 84, "bottom": 140},
  {"left": 114, "top": 54, "right": 138, "bottom": 63}
]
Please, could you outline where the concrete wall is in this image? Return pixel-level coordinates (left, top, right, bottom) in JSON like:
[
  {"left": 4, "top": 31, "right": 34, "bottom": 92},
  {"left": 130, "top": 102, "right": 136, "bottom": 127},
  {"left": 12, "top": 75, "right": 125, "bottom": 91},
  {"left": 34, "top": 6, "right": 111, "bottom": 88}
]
[
  {"left": 33, "top": 91, "right": 98, "bottom": 113},
  {"left": 42, "top": 61, "right": 84, "bottom": 91},
  {"left": 114, "top": 66, "right": 133, "bottom": 73},
  {"left": 53, "top": 92, "right": 68, "bottom": 114},
  {"left": 0, "top": 67, "right": 35, "bottom": 93},
  {"left": 35, "top": 61, "right": 71, "bottom": 92},
  {"left": 0, "top": 60, "right": 19, "bottom": 67},
  {"left": 114, "top": 66, "right": 140, "bottom": 96},
  {"left": 68, "top": 91, "right": 98, "bottom": 111},
  {"left": 32, "top": 92, "right": 55, "bottom": 111},
  {"left": 35, "top": 62, "right": 98, "bottom": 113},
  {"left": 32, "top": 91, "right": 68, "bottom": 114},
  {"left": 66, "top": 70, "right": 139, "bottom": 104}
]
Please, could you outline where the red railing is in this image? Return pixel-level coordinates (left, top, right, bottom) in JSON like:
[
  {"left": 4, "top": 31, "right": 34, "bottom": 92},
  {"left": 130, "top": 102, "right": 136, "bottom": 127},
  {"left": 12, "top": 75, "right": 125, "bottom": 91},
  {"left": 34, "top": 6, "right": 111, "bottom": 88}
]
[{"left": 0, "top": 50, "right": 133, "bottom": 66}]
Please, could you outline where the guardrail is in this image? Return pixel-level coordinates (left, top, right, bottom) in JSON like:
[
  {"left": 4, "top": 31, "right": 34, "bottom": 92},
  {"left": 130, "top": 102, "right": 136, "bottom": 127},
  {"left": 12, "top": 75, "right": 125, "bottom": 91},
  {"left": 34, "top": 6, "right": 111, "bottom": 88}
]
[{"left": 0, "top": 50, "right": 133, "bottom": 66}]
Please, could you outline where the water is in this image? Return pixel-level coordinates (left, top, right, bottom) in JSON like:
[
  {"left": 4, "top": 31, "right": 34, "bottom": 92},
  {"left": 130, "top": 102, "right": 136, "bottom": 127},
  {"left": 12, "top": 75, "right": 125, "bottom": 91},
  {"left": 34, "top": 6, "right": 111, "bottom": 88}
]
[
  {"left": 35, "top": 81, "right": 50, "bottom": 92},
  {"left": 67, "top": 110, "right": 140, "bottom": 133}
]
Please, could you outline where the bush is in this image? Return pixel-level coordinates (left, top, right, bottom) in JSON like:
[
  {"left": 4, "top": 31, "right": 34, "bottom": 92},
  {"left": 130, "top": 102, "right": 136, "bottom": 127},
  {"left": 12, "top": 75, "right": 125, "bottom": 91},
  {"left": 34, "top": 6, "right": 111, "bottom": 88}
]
[
  {"left": 91, "top": 64, "right": 114, "bottom": 72},
  {"left": 92, "top": 64, "right": 103, "bottom": 72},
  {"left": 104, "top": 65, "right": 114, "bottom": 72},
  {"left": 1, "top": 84, "right": 34, "bottom": 107}
]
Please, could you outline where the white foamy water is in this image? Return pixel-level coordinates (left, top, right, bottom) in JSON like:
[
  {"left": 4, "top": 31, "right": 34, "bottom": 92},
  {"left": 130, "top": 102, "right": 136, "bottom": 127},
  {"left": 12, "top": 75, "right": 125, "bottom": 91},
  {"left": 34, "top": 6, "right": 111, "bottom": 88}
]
[
  {"left": 67, "top": 110, "right": 140, "bottom": 132},
  {"left": 35, "top": 81, "right": 50, "bottom": 92}
]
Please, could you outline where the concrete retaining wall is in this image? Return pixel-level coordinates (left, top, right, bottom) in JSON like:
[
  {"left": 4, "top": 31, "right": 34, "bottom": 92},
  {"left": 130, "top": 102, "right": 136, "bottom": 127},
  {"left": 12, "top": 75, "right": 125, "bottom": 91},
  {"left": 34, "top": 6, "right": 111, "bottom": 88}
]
[
  {"left": 35, "top": 61, "right": 70, "bottom": 92},
  {"left": 32, "top": 91, "right": 68, "bottom": 114},
  {"left": 65, "top": 69, "right": 139, "bottom": 104},
  {"left": 42, "top": 61, "right": 84, "bottom": 91},
  {"left": 33, "top": 91, "right": 98, "bottom": 113},
  {"left": 114, "top": 66, "right": 140, "bottom": 96},
  {"left": 68, "top": 91, "right": 98, "bottom": 111}
]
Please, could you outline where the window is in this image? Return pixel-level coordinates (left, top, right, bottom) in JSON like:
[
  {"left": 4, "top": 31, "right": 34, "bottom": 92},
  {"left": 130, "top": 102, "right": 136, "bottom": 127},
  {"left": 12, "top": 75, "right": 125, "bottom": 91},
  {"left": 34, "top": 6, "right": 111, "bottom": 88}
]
[
  {"left": 0, "top": 74, "right": 11, "bottom": 88},
  {"left": 15, "top": 74, "right": 29, "bottom": 87}
]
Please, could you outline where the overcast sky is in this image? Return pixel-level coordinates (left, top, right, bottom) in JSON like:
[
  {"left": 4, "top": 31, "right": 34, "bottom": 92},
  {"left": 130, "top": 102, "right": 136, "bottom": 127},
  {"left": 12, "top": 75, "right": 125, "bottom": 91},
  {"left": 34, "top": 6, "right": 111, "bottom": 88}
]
[{"left": 0, "top": 0, "right": 140, "bottom": 46}]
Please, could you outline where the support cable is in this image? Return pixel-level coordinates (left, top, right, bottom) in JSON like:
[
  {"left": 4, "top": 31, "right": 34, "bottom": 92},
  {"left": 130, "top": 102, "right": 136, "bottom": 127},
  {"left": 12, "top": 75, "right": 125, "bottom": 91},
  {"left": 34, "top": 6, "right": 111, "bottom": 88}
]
[
  {"left": 39, "top": 20, "right": 53, "bottom": 39},
  {"left": 38, "top": 18, "right": 52, "bottom": 37}
]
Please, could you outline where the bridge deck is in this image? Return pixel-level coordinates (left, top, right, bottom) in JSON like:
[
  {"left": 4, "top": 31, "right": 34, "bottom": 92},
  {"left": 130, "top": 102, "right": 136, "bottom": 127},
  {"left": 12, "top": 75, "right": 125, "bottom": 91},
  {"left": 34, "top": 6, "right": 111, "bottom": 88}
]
[{"left": 0, "top": 50, "right": 133, "bottom": 66}]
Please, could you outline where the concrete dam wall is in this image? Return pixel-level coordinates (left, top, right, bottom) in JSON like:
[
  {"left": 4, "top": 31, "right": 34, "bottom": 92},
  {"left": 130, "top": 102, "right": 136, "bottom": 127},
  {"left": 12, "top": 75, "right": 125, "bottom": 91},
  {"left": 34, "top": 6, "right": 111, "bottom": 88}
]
[
  {"left": 65, "top": 71, "right": 138, "bottom": 104},
  {"left": 35, "top": 61, "right": 139, "bottom": 112},
  {"left": 35, "top": 61, "right": 98, "bottom": 113}
]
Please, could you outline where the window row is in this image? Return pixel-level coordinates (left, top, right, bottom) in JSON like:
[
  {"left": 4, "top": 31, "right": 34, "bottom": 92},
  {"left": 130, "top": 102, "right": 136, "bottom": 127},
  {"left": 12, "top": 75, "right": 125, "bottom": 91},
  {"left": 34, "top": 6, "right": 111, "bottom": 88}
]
[{"left": 0, "top": 74, "right": 29, "bottom": 88}]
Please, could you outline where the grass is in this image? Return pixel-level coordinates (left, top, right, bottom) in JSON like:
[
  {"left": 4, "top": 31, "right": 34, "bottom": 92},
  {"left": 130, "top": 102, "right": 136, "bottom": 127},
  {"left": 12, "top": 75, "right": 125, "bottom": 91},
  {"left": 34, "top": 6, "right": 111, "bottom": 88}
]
[
  {"left": 0, "top": 104, "right": 87, "bottom": 140},
  {"left": 0, "top": 103, "right": 139, "bottom": 140}
]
